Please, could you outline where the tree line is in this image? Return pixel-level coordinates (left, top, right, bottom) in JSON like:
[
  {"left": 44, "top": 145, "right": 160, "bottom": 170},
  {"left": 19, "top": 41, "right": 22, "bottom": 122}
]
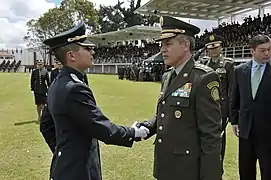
[{"left": 24, "top": 0, "right": 159, "bottom": 57}]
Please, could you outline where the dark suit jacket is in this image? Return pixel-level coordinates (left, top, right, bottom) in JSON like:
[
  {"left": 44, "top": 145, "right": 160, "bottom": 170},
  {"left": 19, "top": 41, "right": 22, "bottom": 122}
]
[
  {"left": 230, "top": 60, "right": 271, "bottom": 139},
  {"left": 145, "top": 58, "right": 222, "bottom": 180},
  {"left": 40, "top": 66, "right": 135, "bottom": 180}
]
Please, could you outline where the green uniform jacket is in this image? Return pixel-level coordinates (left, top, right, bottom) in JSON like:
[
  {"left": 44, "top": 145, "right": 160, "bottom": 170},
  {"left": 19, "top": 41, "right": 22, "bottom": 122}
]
[
  {"left": 205, "top": 56, "right": 235, "bottom": 121},
  {"left": 146, "top": 58, "right": 222, "bottom": 180}
]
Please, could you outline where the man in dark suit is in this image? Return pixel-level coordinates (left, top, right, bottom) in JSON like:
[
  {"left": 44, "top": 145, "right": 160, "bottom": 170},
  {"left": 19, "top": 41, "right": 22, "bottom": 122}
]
[
  {"left": 40, "top": 22, "right": 150, "bottom": 180},
  {"left": 30, "top": 60, "right": 50, "bottom": 122},
  {"left": 137, "top": 16, "right": 222, "bottom": 180},
  {"left": 202, "top": 34, "right": 235, "bottom": 179},
  {"left": 230, "top": 34, "right": 271, "bottom": 180}
]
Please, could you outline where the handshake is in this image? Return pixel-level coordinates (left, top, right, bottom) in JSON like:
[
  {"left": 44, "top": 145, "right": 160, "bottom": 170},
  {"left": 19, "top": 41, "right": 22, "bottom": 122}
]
[{"left": 131, "top": 121, "right": 151, "bottom": 140}]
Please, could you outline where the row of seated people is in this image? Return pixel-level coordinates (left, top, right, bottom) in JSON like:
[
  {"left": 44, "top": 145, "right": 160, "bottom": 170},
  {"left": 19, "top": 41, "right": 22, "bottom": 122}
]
[
  {"left": 195, "top": 13, "right": 271, "bottom": 49},
  {"left": 92, "top": 44, "right": 252, "bottom": 64},
  {"left": 92, "top": 14, "right": 269, "bottom": 64},
  {"left": 93, "top": 43, "right": 160, "bottom": 64},
  {"left": 0, "top": 60, "right": 21, "bottom": 72}
]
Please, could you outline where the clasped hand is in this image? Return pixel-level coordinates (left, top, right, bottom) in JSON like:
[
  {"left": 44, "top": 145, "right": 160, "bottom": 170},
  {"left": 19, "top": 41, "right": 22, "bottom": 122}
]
[{"left": 131, "top": 121, "right": 149, "bottom": 138}]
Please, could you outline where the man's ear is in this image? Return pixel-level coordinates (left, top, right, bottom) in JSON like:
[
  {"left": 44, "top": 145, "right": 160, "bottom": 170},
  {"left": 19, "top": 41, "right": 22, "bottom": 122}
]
[
  {"left": 183, "top": 40, "right": 190, "bottom": 52},
  {"left": 250, "top": 48, "right": 254, "bottom": 55},
  {"left": 66, "top": 51, "right": 76, "bottom": 63}
]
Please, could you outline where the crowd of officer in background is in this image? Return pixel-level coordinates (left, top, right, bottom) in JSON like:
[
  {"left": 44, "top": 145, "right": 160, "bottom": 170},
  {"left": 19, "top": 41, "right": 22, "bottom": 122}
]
[
  {"left": 117, "top": 59, "right": 168, "bottom": 82},
  {"left": 117, "top": 62, "right": 164, "bottom": 82}
]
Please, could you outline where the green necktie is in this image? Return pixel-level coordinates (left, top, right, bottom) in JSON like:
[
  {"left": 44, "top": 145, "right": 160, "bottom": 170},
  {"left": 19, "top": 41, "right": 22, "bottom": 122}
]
[
  {"left": 251, "top": 64, "right": 262, "bottom": 98},
  {"left": 169, "top": 70, "right": 177, "bottom": 85}
]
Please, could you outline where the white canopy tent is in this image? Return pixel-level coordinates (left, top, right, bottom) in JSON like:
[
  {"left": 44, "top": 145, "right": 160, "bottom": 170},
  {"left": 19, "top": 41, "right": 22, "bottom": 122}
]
[{"left": 87, "top": 25, "right": 161, "bottom": 46}]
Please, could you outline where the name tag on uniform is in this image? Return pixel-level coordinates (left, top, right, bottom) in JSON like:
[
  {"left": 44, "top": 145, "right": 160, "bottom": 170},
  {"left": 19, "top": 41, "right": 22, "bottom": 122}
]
[{"left": 171, "top": 83, "right": 192, "bottom": 97}]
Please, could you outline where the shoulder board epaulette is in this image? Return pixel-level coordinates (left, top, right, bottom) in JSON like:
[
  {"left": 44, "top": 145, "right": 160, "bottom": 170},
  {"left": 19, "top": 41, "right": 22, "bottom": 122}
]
[
  {"left": 224, "top": 57, "right": 234, "bottom": 62},
  {"left": 164, "top": 67, "right": 173, "bottom": 72},
  {"left": 194, "top": 63, "right": 213, "bottom": 73},
  {"left": 200, "top": 56, "right": 210, "bottom": 61},
  {"left": 70, "top": 73, "right": 84, "bottom": 84}
]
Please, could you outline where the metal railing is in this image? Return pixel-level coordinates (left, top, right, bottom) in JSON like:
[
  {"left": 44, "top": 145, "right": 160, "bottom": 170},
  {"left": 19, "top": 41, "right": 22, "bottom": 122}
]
[{"left": 199, "top": 45, "right": 252, "bottom": 62}]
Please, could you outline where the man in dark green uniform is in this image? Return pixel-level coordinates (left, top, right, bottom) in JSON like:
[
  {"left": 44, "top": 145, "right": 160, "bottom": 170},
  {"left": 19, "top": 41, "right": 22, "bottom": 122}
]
[
  {"left": 202, "top": 35, "right": 235, "bottom": 179},
  {"left": 137, "top": 16, "right": 222, "bottom": 180}
]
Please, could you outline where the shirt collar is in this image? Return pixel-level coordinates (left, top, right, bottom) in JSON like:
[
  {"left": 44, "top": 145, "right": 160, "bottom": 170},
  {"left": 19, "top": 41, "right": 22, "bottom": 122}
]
[
  {"left": 252, "top": 59, "right": 266, "bottom": 69},
  {"left": 173, "top": 59, "right": 190, "bottom": 75},
  {"left": 61, "top": 66, "right": 84, "bottom": 81}
]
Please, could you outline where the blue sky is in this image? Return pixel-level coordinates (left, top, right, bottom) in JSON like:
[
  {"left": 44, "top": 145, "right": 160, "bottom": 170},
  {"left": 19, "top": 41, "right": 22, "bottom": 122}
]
[{"left": 54, "top": 0, "right": 61, "bottom": 5}]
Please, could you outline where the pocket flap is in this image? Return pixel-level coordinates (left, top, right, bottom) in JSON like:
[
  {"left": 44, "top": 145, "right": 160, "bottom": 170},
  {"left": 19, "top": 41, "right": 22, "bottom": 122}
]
[{"left": 167, "top": 97, "right": 190, "bottom": 107}]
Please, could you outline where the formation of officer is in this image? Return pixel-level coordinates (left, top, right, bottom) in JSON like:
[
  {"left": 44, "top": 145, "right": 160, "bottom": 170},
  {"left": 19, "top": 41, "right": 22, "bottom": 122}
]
[
  {"left": 30, "top": 60, "right": 50, "bottom": 122},
  {"left": 230, "top": 34, "right": 271, "bottom": 180},
  {"left": 137, "top": 16, "right": 222, "bottom": 180},
  {"left": 200, "top": 34, "right": 235, "bottom": 179},
  {"left": 117, "top": 66, "right": 125, "bottom": 79},
  {"left": 40, "top": 21, "right": 150, "bottom": 180}
]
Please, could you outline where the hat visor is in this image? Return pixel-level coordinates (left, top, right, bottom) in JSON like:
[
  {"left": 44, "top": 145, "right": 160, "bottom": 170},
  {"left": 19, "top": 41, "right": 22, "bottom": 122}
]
[
  {"left": 77, "top": 39, "right": 95, "bottom": 47},
  {"left": 155, "top": 33, "right": 177, "bottom": 41},
  {"left": 206, "top": 43, "right": 221, "bottom": 49}
]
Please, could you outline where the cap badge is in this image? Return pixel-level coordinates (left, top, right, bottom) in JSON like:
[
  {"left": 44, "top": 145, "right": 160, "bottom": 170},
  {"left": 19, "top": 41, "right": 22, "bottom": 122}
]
[
  {"left": 160, "top": 16, "right": 164, "bottom": 26},
  {"left": 209, "top": 35, "right": 215, "bottom": 41}
]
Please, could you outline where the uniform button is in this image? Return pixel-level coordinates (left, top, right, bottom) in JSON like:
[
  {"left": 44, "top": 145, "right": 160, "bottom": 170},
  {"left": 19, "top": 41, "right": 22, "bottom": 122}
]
[
  {"left": 177, "top": 101, "right": 180, "bottom": 105},
  {"left": 185, "top": 150, "right": 190, "bottom": 154},
  {"left": 50, "top": 178, "right": 54, "bottom": 180},
  {"left": 162, "top": 101, "right": 165, "bottom": 105},
  {"left": 58, "top": 151, "right": 62, "bottom": 156},
  {"left": 159, "top": 126, "right": 163, "bottom": 130},
  {"left": 158, "top": 139, "right": 162, "bottom": 143},
  {"left": 221, "top": 97, "right": 224, "bottom": 100},
  {"left": 161, "top": 113, "right": 165, "bottom": 118}
]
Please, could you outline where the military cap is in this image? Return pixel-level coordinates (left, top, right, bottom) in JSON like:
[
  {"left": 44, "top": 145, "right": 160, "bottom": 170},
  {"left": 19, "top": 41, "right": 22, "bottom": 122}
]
[
  {"left": 205, "top": 34, "right": 223, "bottom": 49},
  {"left": 43, "top": 21, "right": 95, "bottom": 50},
  {"left": 155, "top": 16, "right": 200, "bottom": 41}
]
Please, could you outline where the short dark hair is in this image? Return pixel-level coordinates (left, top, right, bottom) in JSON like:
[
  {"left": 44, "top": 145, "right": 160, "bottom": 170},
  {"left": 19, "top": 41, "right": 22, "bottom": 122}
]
[
  {"left": 53, "top": 43, "right": 80, "bottom": 65},
  {"left": 249, "top": 34, "right": 271, "bottom": 49}
]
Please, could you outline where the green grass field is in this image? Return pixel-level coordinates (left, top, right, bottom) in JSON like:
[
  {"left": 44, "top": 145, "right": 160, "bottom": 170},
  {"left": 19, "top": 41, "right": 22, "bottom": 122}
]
[{"left": 0, "top": 73, "right": 258, "bottom": 180}]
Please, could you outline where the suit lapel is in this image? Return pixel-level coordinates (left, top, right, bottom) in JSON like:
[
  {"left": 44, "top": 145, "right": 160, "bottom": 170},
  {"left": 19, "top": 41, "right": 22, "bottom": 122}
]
[
  {"left": 255, "top": 62, "right": 271, "bottom": 99},
  {"left": 244, "top": 60, "right": 253, "bottom": 100},
  {"left": 164, "top": 59, "right": 194, "bottom": 99}
]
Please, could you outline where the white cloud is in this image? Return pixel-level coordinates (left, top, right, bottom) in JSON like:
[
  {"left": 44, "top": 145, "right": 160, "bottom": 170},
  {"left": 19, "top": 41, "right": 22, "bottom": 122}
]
[{"left": 0, "top": 0, "right": 55, "bottom": 49}]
